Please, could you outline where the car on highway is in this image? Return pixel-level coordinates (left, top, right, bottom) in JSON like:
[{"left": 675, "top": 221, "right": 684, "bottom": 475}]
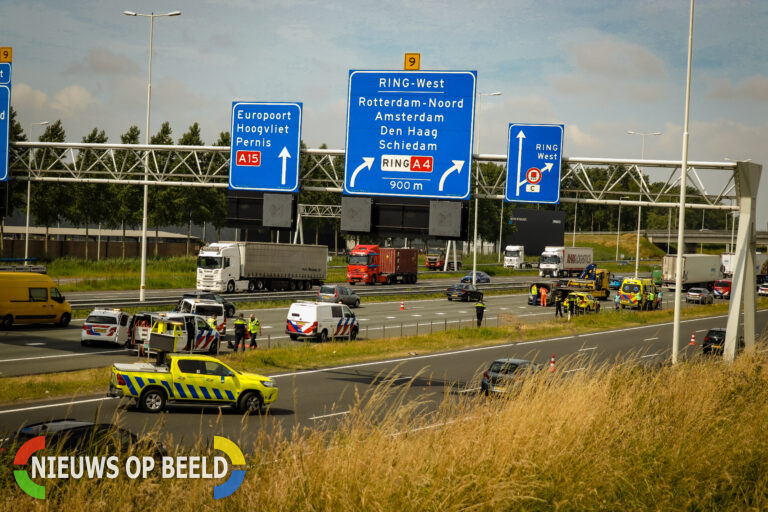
[
  {"left": 480, "top": 358, "right": 543, "bottom": 396},
  {"left": 0, "top": 272, "right": 71, "bottom": 329},
  {"left": 609, "top": 275, "right": 625, "bottom": 290},
  {"left": 686, "top": 287, "right": 714, "bottom": 304},
  {"left": 317, "top": 284, "right": 361, "bottom": 308},
  {"left": 446, "top": 283, "right": 484, "bottom": 302},
  {"left": 179, "top": 292, "right": 235, "bottom": 318},
  {"left": 713, "top": 279, "right": 732, "bottom": 300},
  {"left": 2, "top": 419, "right": 166, "bottom": 458},
  {"left": 109, "top": 354, "right": 277, "bottom": 413},
  {"left": 701, "top": 328, "right": 744, "bottom": 356},
  {"left": 286, "top": 301, "right": 359, "bottom": 341},
  {"left": 758, "top": 283, "right": 768, "bottom": 297},
  {"left": 460, "top": 271, "right": 491, "bottom": 284},
  {"left": 567, "top": 292, "right": 600, "bottom": 313},
  {"left": 81, "top": 309, "right": 131, "bottom": 347}
]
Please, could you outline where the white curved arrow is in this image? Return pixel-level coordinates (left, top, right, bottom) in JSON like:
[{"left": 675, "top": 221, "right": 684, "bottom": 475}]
[
  {"left": 278, "top": 147, "right": 291, "bottom": 185},
  {"left": 541, "top": 162, "right": 553, "bottom": 173},
  {"left": 515, "top": 130, "right": 526, "bottom": 195},
  {"left": 438, "top": 160, "right": 465, "bottom": 191},
  {"left": 349, "top": 157, "right": 374, "bottom": 188}
]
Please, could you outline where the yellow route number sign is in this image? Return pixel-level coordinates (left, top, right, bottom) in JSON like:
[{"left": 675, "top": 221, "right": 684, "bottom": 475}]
[
  {"left": 404, "top": 53, "right": 420, "bottom": 70},
  {"left": 0, "top": 47, "right": 12, "bottom": 63}
]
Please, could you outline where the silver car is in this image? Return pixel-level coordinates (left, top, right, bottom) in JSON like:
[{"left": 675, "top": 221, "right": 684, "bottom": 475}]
[
  {"left": 317, "top": 284, "right": 361, "bottom": 308},
  {"left": 686, "top": 287, "right": 714, "bottom": 304}
]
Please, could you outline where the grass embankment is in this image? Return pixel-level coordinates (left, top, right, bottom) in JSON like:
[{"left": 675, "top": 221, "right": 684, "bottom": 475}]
[
  {"left": 6, "top": 351, "right": 768, "bottom": 509},
  {"left": 6, "top": 298, "right": 766, "bottom": 404},
  {"left": 49, "top": 257, "right": 196, "bottom": 292}
]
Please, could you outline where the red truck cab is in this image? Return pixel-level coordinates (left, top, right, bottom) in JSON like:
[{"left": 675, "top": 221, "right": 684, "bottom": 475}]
[
  {"left": 713, "top": 279, "right": 731, "bottom": 299},
  {"left": 346, "top": 245, "right": 418, "bottom": 285}
]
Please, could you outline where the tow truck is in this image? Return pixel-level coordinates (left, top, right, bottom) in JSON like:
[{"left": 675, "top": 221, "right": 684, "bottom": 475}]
[{"left": 554, "top": 264, "right": 612, "bottom": 301}]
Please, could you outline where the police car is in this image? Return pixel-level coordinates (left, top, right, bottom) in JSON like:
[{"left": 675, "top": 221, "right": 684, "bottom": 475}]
[
  {"left": 286, "top": 301, "right": 359, "bottom": 342},
  {"left": 81, "top": 309, "right": 131, "bottom": 347}
]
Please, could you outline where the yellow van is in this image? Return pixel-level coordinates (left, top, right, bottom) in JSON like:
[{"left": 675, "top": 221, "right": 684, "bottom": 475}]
[
  {"left": 0, "top": 272, "right": 71, "bottom": 329},
  {"left": 619, "top": 277, "right": 660, "bottom": 310}
]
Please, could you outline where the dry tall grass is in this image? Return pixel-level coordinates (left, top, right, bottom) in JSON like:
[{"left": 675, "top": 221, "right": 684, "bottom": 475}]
[{"left": 4, "top": 352, "right": 768, "bottom": 510}]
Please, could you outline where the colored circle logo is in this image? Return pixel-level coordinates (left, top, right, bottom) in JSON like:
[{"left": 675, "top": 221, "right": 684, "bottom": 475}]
[
  {"left": 14, "top": 436, "right": 46, "bottom": 499},
  {"left": 213, "top": 435, "right": 246, "bottom": 499}
]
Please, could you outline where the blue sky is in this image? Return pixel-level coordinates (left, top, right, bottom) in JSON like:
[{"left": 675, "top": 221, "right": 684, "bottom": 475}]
[{"left": 2, "top": 0, "right": 767, "bottom": 225}]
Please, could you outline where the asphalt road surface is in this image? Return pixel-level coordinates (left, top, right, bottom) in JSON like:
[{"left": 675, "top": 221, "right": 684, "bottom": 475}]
[
  {"left": 0, "top": 285, "right": 673, "bottom": 377},
  {"left": 0, "top": 307, "right": 764, "bottom": 451}
]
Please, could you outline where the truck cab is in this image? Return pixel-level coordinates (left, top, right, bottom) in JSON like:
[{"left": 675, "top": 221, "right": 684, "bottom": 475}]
[
  {"left": 196, "top": 243, "right": 241, "bottom": 293},
  {"left": 503, "top": 245, "right": 526, "bottom": 269},
  {"left": 425, "top": 248, "right": 461, "bottom": 271},
  {"left": 347, "top": 245, "right": 381, "bottom": 284}
]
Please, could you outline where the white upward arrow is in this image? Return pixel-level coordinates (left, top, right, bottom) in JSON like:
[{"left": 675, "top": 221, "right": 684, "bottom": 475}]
[
  {"left": 349, "top": 157, "right": 374, "bottom": 188},
  {"left": 515, "top": 130, "right": 526, "bottom": 195},
  {"left": 278, "top": 147, "right": 291, "bottom": 185},
  {"left": 438, "top": 160, "right": 465, "bottom": 192}
]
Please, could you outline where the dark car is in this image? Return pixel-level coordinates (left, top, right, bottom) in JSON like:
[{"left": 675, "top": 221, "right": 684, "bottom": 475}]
[
  {"left": 2, "top": 419, "right": 166, "bottom": 458},
  {"left": 460, "top": 271, "right": 491, "bottom": 284},
  {"left": 446, "top": 283, "right": 484, "bottom": 302},
  {"left": 481, "top": 358, "right": 542, "bottom": 396},
  {"left": 179, "top": 292, "right": 235, "bottom": 317},
  {"left": 701, "top": 328, "right": 744, "bottom": 356},
  {"left": 609, "top": 275, "right": 625, "bottom": 290},
  {"left": 317, "top": 284, "right": 361, "bottom": 308}
]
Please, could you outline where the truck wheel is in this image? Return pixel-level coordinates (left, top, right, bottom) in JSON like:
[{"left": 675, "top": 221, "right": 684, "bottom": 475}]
[
  {"left": 239, "top": 392, "right": 263, "bottom": 414},
  {"left": 319, "top": 329, "right": 328, "bottom": 342},
  {"left": 226, "top": 305, "right": 235, "bottom": 318},
  {"left": 226, "top": 280, "right": 235, "bottom": 293},
  {"left": 289, "top": 280, "right": 297, "bottom": 291},
  {"left": 139, "top": 388, "right": 166, "bottom": 413},
  {"left": 58, "top": 313, "right": 71, "bottom": 328},
  {"left": 1, "top": 315, "right": 12, "bottom": 330},
  {"left": 248, "top": 280, "right": 256, "bottom": 293},
  {"left": 305, "top": 280, "right": 312, "bottom": 290},
  {"left": 254, "top": 279, "right": 265, "bottom": 291}
]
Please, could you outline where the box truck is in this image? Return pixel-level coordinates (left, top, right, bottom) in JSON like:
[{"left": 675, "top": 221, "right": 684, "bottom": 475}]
[
  {"left": 662, "top": 254, "right": 722, "bottom": 290},
  {"left": 347, "top": 245, "right": 418, "bottom": 284},
  {"left": 538, "top": 246, "right": 593, "bottom": 278},
  {"left": 196, "top": 242, "right": 327, "bottom": 293}
]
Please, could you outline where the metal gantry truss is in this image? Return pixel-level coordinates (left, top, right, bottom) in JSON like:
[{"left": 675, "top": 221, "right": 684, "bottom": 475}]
[{"left": 10, "top": 142, "right": 739, "bottom": 211}]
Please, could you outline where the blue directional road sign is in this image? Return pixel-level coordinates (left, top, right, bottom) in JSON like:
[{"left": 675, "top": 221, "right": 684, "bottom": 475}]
[
  {"left": 344, "top": 70, "right": 476, "bottom": 200},
  {"left": 229, "top": 102, "right": 302, "bottom": 193},
  {"left": 505, "top": 123, "right": 563, "bottom": 204},
  {"left": 0, "top": 62, "right": 10, "bottom": 182}
]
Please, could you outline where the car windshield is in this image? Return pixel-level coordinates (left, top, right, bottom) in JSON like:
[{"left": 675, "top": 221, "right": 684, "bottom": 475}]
[
  {"left": 540, "top": 255, "right": 560, "bottom": 264},
  {"left": 715, "top": 281, "right": 730, "bottom": 287},
  {"left": 448, "top": 284, "right": 463, "bottom": 291},
  {"left": 505, "top": 250, "right": 520, "bottom": 257},
  {"left": 348, "top": 255, "right": 368, "bottom": 265},
  {"left": 622, "top": 283, "right": 641, "bottom": 293},
  {"left": 489, "top": 361, "right": 519, "bottom": 374},
  {"left": 85, "top": 315, "right": 117, "bottom": 324},
  {"left": 688, "top": 288, "right": 704, "bottom": 294},
  {"left": 195, "top": 305, "right": 223, "bottom": 317},
  {"left": 197, "top": 257, "right": 222, "bottom": 270}
]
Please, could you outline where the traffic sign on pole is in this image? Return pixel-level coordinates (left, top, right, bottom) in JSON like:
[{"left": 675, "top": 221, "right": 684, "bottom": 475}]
[
  {"left": 504, "top": 123, "right": 563, "bottom": 204},
  {"left": 344, "top": 70, "right": 476, "bottom": 200},
  {"left": 229, "top": 101, "right": 302, "bottom": 193},
  {"left": 0, "top": 60, "right": 11, "bottom": 183}
]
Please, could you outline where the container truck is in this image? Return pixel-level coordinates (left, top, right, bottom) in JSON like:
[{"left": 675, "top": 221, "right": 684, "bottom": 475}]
[
  {"left": 347, "top": 245, "right": 418, "bottom": 284},
  {"left": 503, "top": 245, "right": 529, "bottom": 269},
  {"left": 196, "top": 242, "right": 327, "bottom": 293},
  {"left": 538, "top": 246, "right": 593, "bottom": 278},
  {"left": 662, "top": 254, "right": 722, "bottom": 291}
]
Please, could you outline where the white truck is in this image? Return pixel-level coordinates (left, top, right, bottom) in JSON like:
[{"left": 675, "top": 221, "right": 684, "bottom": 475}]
[
  {"left": 538, "top": 246, "right": 593, "bottom": 278},
  {"left": 503, "top": 245, "right": 529, "bottom": 269},
  {"left": 721, "top": 252, "right": 768, "bottom": 278},
  {"left": 196, "top": 242, "right": 328, "bottom": 293},
  {"left": 662, "top": 254, "right": 723, "bottom": 290}
]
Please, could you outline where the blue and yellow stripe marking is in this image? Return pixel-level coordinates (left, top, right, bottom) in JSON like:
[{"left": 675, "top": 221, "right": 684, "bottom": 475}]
[
  {"left": 174, "top": 383, "right": 187, "bottom": 398},
  {"left": 122, "top": 375, "right": 138, "bottom": 396},
  {"left": 186, "top": 385, "right": 199, "bottom": 399}
]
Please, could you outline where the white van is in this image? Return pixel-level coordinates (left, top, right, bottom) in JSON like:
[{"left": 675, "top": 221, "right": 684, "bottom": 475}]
[
  {"left": 81, "top": 309, "right": 131, "bottom": 347},
  {"left": 175, "top": 298, "right": 226, "bottom": 324},
  {"left": 285, "top": 301, "right": 359, "bottom": 342}
]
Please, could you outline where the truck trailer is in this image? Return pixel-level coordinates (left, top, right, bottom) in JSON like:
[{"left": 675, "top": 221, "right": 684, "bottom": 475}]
[
  {"left": 538, "top": 246, "right": 594, "bottom": 278},
  {"left": 662, "top": 254, "right": 722, "bottom": 291},
  {"left": 721, "top": 252, "right": 768, "bottom": 278},
  {"left": 196, "top": 242, "right": 327, "bottom": 293},
  {"left": 347, "top": 245, "right": 418, "bottom": 284}
]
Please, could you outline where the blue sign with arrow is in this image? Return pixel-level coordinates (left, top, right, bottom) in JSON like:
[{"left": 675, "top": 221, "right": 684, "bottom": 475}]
[
  {"left": 229, "top": 101, "right": 302, "bottom": 193},
  {"left": 0, "top": 62, "right": 11, "bottom": 183},
  {"left": 505, "top": 123, "right": 563, "bottom": 204},
  {"left": 344, "top": 70, "right": 476, "bottom": 200}
]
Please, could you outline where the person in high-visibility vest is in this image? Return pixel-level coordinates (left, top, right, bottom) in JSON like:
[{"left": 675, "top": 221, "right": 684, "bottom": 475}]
[
  {"left": 248, "top": 314, "right": 261, "bottom": 349},
  {"left": 207, "top": 315, "right": 218, "bottom": 331},
  {"left": 475, "top": 299, "right": 486, "bottom": 327},
  {"left": 531, "top": 284, "right": 538, "bottom": 305},
  {"left": 232, "top": 313, "right": 247, "bottom": 351},
  {"left": 541, "top": 287, "right": 548, "bottom": 307}
]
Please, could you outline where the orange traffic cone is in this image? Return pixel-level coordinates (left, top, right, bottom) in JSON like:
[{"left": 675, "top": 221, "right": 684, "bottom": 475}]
[
  {"left": 400, "top": 300, "right": 405, "bottom": 311},
  {"left": 689, "top": 332, "right": 696, "bottom": 345},
  {"left": 549, "top": 354, "right": 557, "bottom": 372}
]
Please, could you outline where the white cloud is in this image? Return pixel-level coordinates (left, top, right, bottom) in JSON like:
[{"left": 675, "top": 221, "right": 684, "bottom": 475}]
[
  {"left": 12, "top": 83, "right": 48, "bottom": 113},
  {"left": 65, "top": 48, "right": 141, "bottom": 76},
  {"left": 50, "top": 85, "right": 99, "bottom": 117},
  {"left": 708, "top": 76, "right": 768, "bottom": 102}
]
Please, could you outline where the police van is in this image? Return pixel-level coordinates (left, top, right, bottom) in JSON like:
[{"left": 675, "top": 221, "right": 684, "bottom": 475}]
[
  {"left": 285, "top": 301, "right": 359, "bottom": 342},
  {"left": 81, "top": 309, "right": 132, "bottom": 347}
]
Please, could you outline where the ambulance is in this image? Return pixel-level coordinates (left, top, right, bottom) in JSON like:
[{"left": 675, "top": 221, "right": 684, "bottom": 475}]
[{"left": 285, "top": 302, "right": 359, "bottom": 342}]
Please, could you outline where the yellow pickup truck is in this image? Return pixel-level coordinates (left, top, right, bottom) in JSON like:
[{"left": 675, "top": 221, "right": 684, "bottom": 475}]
[{"left": 108, "top": 354, "right": 278, "bottom": 414}]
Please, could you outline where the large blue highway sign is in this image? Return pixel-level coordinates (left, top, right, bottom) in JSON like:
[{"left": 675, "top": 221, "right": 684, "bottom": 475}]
[
  {"left": 505, "top": 123, "right": 563, "bottom": 204},
  {"left": 344, "top": 70, "right": 476, "bottom": 200},
  {"left": 229, "top": 102, "right": 302, "bottom": 193},
  {"left": 0, "top": 62, "right": 11, "bottom": 183}
]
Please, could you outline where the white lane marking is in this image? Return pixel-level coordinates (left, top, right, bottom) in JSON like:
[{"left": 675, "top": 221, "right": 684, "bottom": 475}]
[
  {"left": 0, "top": 397, "right": 117, "bottom": 415},
  {"left": 644, "top": 337, "right": 659, "bottom": 341},
  {"left": 358, "top": 318, "right": 369, "bottom": 321},
  {"left": 695, "top": 329, "right": 708, "bottom": 333},
  {"left": 262, "top": 326, "right": 273, "bottom": 329},
  {"left": 0, "top": 349, "right": 132, "bottom": 364},
  {"left": 436, "top": 312, "right": 445, "bottom": 316},
  {"left": 519, "top": 306, "right": 527, "bottom": 309},
  {"left": 563, "top": 368, "right": 586, "bottom": 373},
  {"left": 25, "top": 343, "right": 45, "bottom": 346},
  {"left": 641, "top": 353, "right": 660, "bottom": 358},
  {"left": 309, "top": 410, "right": 350, "bottom": 420},
  {"left": 459, "top": 311, "right": 468, "bottom": 314},
  {"left": 411, "top": 314, "right": 422, "bottom": 317},
  {"left": 386, "top": 316, "right": 396, "bottom": 319},
  {"left": 577, "top": 347, "right": 597, "bottom": 352},
  {"left": 500, "top": 307, "right": 509, "bottom": 311}
]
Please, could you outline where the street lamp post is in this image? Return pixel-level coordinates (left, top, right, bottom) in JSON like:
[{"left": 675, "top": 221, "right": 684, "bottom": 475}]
[
  {"left": 626, "top": 130, "right": 662, "bottom": 278},
  {"left": 123, "top": 10, "right": 181, "bottom": 302},
  {"left": 25, "top": 121, "right": 49, "bottom": 265},
  {"left": 616, "top": 196, "right": 629, "bottom": 261},
  {"left": 472, "top": 91, "right": 501, "bottom": 285}
]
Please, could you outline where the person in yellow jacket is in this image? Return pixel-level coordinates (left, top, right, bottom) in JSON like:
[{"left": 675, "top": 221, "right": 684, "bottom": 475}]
[
  {"left": 232, "top": 313, "right": 248, "bottom": 351},
  {"left": 248, "top": 314, "right": 261, "bottom": 349}
]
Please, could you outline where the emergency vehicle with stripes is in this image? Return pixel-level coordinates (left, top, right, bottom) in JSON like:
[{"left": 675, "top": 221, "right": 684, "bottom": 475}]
[
  {"left": 108, "top": 354, "right": 277, "bottom": 413},
  {"left": 81, "top": 309, "right": 131, "bottom": 347},
  {"left": 286, "top": 301, "right": 359, "bottom": 342}
]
